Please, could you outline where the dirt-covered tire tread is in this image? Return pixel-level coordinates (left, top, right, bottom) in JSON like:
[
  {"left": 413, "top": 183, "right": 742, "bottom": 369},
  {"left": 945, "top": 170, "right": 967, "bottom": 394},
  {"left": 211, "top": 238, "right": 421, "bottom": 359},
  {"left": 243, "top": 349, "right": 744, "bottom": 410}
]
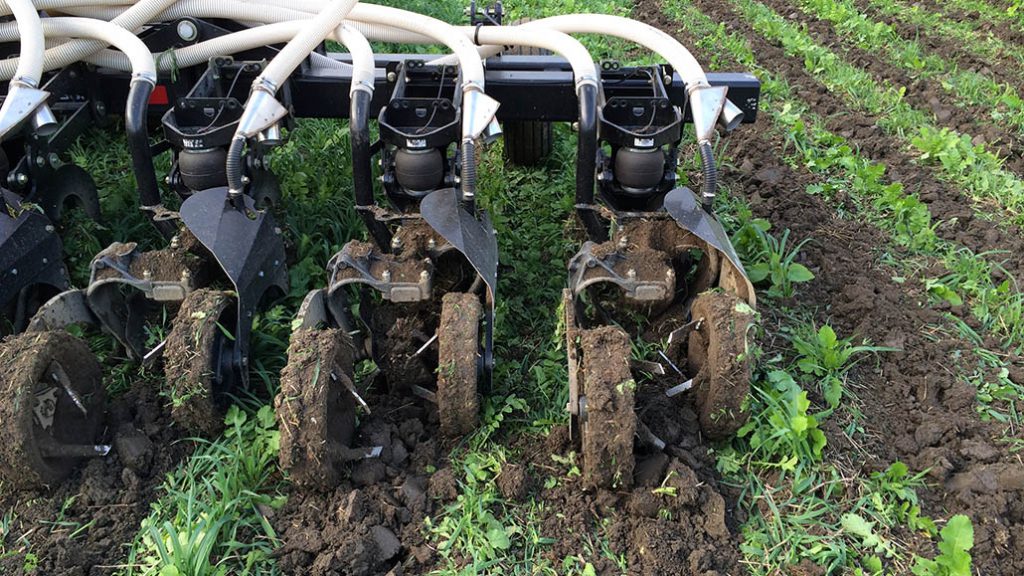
[
  {"left": 579, "top": 326, "right": 636, "bottom": 490},
  {"left": 276, "top": 327, "right": 358, "bottom": 489},
  {"left": 436, "top": 292, "right": 482, "bottom": 437},
  {"left": 0, "top": 331, "right": 105, "bottom": 489},
  {"left": 163, "top": 288, "right": 234, "bottom": 436},
  {"left": 687, "top": 290, "right": 754, "bottom": 440}
]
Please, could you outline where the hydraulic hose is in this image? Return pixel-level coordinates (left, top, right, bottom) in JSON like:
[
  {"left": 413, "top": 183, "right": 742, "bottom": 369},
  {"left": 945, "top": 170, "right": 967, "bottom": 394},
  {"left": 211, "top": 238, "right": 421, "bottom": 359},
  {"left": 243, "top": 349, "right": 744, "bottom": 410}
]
[
  {"left": 698, "top": 141, "right": 717, "bottom": 212},
  {"left": 0, "top": 0, "right": 176, "bottom": 80}
]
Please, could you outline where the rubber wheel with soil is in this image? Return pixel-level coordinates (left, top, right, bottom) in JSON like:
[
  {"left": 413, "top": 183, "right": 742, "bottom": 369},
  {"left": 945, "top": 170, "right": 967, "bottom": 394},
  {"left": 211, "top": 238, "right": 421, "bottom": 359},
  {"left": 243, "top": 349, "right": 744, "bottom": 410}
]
[
  {"left": 502, "top": 21, "right": 553, "bottom": 167},
  {"left": 276, "top": 328, "right": 359, "bottom": 489},
  {"left": 163, "top": 289, "right": 236, "bottom": 436},
  {"left": 687, "top": 291, "right": 754, "bottom": 439},
  {"left": 0, "top": 331, "right": 105, "bottom": 489},
  {"left": 578, "top": 326, "right": 636, "bottom": 490},
  {"left": 436, "top": 292, "right": 482, "bottom": 437}
]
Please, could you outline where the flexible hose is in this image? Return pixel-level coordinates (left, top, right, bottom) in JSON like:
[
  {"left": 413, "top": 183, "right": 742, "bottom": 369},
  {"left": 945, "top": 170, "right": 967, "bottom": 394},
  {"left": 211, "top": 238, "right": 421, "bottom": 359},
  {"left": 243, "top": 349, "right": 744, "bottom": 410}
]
[
  {"left": 461, "top": 138, "right": 476, "bottom": 210},
  {"left": 6, "top": 0, "right": 44, "bottom": 84},
  {"left": 0, "top": 0, "right": 176, "bottom": 80},
  {"left": 226, "top": 135, "right": 246, "bottom": 196},
  {"left": 698, "top": 141, "right": 717, "bottom": 212},
  {"left": 0, "top": 0, "right": 134, "bottom": 16},
  {"left": 0, "top": 17, "right": 157, "bottom": 79},
  {"left": 257, "top": 0, "right": 357, "bottom": 88}
]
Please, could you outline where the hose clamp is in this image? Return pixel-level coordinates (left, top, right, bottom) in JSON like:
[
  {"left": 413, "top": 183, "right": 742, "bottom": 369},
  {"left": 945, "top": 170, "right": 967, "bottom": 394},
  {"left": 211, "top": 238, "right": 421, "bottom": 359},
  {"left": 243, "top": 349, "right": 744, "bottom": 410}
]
[
  {"left": 462, "top": 80, "right": 484, "bottom": 94},
  {"left": 131, "top": 71, "right": 158, "bottom": 86},
  {"left": 349, "top": 79, "right": 375, "bottom": 97},
  {"left": 253, "top": 76, "right": 279, "bottom": 96},
  {"left": 574, "top": 76, "right": 599, "bottom": 91},
  {"left": 10, "top": 76, "right": 37, "bottom": 89},
  {"left": 473, "top": 23, "right": 485, "bottom": 46}
]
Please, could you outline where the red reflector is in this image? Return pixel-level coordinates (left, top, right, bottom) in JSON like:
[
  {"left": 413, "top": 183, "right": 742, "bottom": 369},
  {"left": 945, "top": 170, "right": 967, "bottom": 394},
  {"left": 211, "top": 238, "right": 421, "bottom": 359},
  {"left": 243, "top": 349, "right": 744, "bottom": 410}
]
[{"left": 149, "top": 85, "right": 169, "bottom": 106}]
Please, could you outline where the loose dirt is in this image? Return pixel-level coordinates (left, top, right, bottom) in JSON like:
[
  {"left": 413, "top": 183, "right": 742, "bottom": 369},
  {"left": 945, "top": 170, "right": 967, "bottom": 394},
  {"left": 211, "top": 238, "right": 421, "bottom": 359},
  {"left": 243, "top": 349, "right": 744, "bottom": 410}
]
[{"left": 0, "top": 377, "right": 193, "bottom": 576}]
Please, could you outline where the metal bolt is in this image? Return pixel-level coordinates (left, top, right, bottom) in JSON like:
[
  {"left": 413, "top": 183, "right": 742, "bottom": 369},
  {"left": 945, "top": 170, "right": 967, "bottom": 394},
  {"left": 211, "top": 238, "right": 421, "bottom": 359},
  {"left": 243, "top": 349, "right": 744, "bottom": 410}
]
[
  {"left": 664, "top": 74, "right": 673, "bottom": 86},
  {"left": 627, "top": 268, "right": 637, "bottom": 280},
  {"left": 258, "top": 270, "right": 265, "bottom": 278},
  {"left": 420, "top": 270, "right": 429, "bottom": 281},
  {"left": 240, "top": 175, "right": 250, "bottom": 185},
  {"left": 35, "top": 155, "right": 45, "bottom": 167},
  {"left": 45, "top": 225, "right": 55, "bottom": 233},
  {"left": 170, "top": 235, "right": 180, "bottom": 249},
  {"left": 387, "top": 71, "right": 397, "bottom": 82},
  {"left": 382, "top": 270, "right": 391, "bottom": 282},
  {"left": 16, "top": 173, "right": 28, "bottom": 185},
  {"left": 48, "top": 153, "right": 61, "bottom": 168},
  {"left": 10, "top": 269, "right": 16, "bottom": 275},
  {"left": 427, "top": 238, "right": 436, "bottom": 249},
  {"left": 94, "top": 101, "right": 106, "bottom": 115},
  {"left": 42, "top": 258, "right": 48, "bottom": 264},
  {"left": 143, "top": 270, "right": 152, "bottom": 280},
  {"left": 391, "top": 236, "right": 402, "bottom": 250},
  {"left": 181, "top": 269, "right": 191, "bottom": 282},
  {"left": 666, "top": 268, "right": 675, "bottom": 279},
  {"left": 572, "top": 122, "right": 579, "bottom": 132},
  {"left": 165, "top": 175, "right": 173, "bottom": 185},
  {"left": 618, "top": 236, "right": 629, "bottom": 250}
]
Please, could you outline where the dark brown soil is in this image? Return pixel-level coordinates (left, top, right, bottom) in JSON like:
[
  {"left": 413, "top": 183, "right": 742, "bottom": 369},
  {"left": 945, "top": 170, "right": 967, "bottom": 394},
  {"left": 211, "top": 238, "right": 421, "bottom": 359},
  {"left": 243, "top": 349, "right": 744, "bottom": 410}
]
[
  {"left": 162, "top": 288, "right": 235, "bottom": 435},
  {"left": 919, "top": 0, "right": 1024, "bottom": 50},
  {"left": 629, "top": 3, "right": 1024, "bottom": 573},
  {"left": 760, "top": 0, "right": 1024, "bottom": 171},
  {"left": 436, "top": 292, "right": 481, "bottom": 437},
  {"left": 0, "top": 378, "right": 193, "bottom": 575},
  {"left": 644, "top": 0, "right": 1024, "bottom": 284},
  {"left": 851, "top": 0, "right": 1024, "bottom": 97}
]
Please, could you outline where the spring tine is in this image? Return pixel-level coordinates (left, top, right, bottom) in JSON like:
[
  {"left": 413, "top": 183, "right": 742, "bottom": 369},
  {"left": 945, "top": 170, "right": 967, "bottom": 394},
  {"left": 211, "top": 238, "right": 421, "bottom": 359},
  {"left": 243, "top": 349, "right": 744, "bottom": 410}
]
[
  {"left": 637, "top": 421, "right": 666, "bottom": 451},
  {"left": 657, "top": 350, "right": 684, "bottom": 376},
  {"left": 39, "top": 442, "right": 111, "bottom": 458},
  {"left": 143, "top": 339, "right": 167, "bottom": 364},
  {"left": 411, "top": 385, "right": 437, "bottom": 403},
  {"left": 50, "top": 363, "right": 87, "bottom": 417},
  {"left": 630, "top": 359, "right": 666, "bottom": 375},
  {"left": 665, "top": 379, "right": 694, "bottom": 397},
  {"left": 667, "top": 317, "right": 701, "bottom": 345},
  {"left": 414, "top": 333, "right": 439, "bottom": 357},
  {"left": 331, "top": 372, "right": 371, "bottom": 413}
]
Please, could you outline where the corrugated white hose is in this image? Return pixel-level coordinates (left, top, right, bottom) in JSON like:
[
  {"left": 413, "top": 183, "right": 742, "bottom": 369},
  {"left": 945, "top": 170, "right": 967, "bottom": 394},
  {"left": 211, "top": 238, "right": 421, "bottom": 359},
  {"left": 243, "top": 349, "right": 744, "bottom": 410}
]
[
  {"left": 0, "top": 0, "right": 134, "bottom": 16},
  {"left": 229, "top": 0, "right": 360, "bottom": 195},
  {"left": 0, "top": 0, "right": 177, "bottom": 80},
  {"left": 6, "top": 0, "right": 44, "bottom": 83},
  {"left": 0, "top": 17, "right": 156, "bottom": 79}
]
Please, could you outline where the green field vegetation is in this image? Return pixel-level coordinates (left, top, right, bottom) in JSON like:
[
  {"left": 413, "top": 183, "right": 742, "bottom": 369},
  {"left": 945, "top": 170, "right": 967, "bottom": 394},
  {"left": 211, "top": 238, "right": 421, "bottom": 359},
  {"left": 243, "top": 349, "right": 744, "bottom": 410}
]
[
  {"left": 862, "top": 0, "right": 1024, "bottom": 73},
  {"left": 791, "top": 0, "right": 1024, "bottom": 134},
  {"left": 10, "top": 0, "right": 1024, "bottom": 573}
]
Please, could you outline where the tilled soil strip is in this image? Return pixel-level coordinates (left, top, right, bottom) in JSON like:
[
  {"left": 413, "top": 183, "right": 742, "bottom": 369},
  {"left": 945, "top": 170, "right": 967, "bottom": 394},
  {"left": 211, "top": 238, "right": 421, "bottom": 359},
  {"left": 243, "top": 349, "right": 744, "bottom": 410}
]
[
  {"left": 650, "top": 0, "right": 1024, "bottom": 284},
  {"left": 640, "top": 0, "right": 1024, "bottom": 572},
  {"left": 918, "top": 0, "right": 1024, "bottom": 48},
  {"left": 852, "top": 0, "right": 1024, "bottom": 97},
  {"left": 758, "top": 0, "right": 1024, "bottom": 173}
]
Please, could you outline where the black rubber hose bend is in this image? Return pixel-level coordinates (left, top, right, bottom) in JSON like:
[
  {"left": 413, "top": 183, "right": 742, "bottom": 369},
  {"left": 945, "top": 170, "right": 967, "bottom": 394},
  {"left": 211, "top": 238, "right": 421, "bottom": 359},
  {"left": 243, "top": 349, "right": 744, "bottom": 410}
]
[
  {"left": 350, "top": 88, "right": 391, "bottom": 249},
  {"left": 226, "top": 135, "right": 246, "bottom": 198},
  {"left": 575, "top": 82, "right": 604, "bottom": 241},
  {"left": 698, "top": 140, "right": 718, "bottom": 212},
  {"left": 461, "top": 137, "right": 476, "bottom": 212},
  {"left": 126, "top": 78, "right": 174, "bottom": 238}
]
